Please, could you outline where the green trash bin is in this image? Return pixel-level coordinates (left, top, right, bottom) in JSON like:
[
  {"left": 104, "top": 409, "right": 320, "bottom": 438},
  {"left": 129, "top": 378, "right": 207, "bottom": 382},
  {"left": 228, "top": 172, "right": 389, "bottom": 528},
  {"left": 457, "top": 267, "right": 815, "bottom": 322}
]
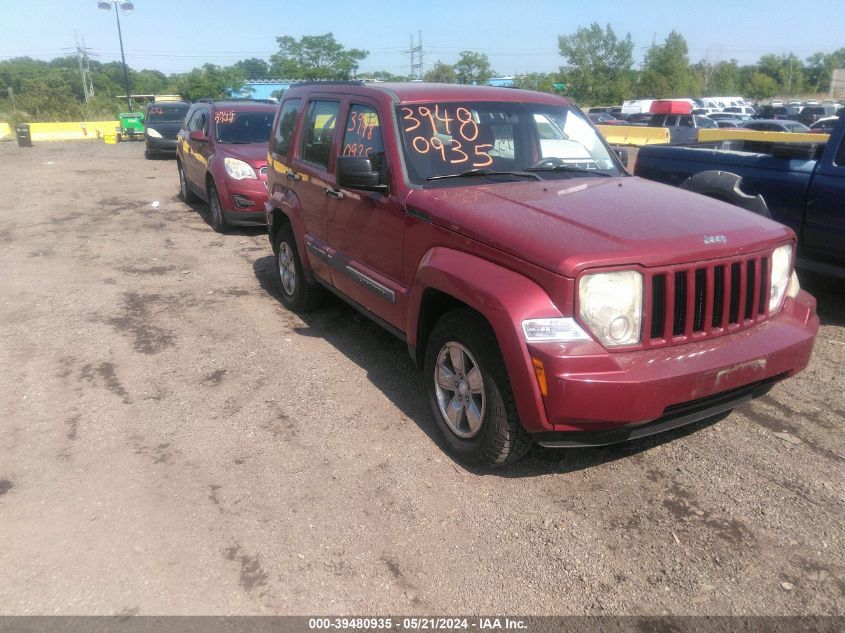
[{"left": 15, "top": 124, "right": 32, "bottom": 148}]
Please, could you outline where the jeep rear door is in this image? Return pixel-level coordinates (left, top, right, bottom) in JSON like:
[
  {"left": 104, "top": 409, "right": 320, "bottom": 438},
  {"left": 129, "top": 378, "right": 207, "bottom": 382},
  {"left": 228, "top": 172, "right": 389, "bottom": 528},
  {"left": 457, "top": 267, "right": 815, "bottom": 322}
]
[{"left": 290, "top": 98, "right": 340, "bottom": 283}]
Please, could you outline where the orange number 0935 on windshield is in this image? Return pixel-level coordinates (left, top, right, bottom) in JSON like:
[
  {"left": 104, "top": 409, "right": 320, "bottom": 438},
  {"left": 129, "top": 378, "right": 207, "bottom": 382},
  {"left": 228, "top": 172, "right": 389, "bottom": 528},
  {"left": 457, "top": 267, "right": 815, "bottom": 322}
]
[{"left": 401, "top": 106, "right": 492, "bottom": 168}]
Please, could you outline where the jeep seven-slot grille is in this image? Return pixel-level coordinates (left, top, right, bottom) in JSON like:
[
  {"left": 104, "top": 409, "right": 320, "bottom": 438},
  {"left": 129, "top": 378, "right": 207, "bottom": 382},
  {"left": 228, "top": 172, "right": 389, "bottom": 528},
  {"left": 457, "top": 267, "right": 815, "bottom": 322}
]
[{"left": 645, "top": 253, "right": 770, "bottom": 347}]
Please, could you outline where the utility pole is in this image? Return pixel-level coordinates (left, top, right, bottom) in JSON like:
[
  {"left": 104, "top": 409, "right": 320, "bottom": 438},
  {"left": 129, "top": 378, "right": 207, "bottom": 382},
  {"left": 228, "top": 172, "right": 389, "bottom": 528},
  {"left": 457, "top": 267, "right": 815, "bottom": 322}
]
[
  {"left": 98, "top": 1, "right": 134, "bottom": 111},
  {"left": 786, "top": 57, "right": 793, "bottom": 97},
  {"left": 408, "top": 31, "right": 423, "bottom": 80}
]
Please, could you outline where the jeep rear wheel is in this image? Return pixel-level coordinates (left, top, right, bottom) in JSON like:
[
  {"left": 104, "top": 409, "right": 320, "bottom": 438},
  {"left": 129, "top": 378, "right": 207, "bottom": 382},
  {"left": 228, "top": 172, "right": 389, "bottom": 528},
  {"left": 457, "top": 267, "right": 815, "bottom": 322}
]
[
  {"left": 273, "top": 223, "right": 324, "bottom": 312},
  {"left": 424, "top": 309, "right": 531, "bottom": 467}
]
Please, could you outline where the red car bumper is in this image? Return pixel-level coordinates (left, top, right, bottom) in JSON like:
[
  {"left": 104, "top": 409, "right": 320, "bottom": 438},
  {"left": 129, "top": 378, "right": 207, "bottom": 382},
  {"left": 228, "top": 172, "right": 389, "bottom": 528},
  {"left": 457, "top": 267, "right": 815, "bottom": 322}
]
[
  {"left": 216, "top": 175, "right": 269, "bottom": 225},
  {"left": 525, "top": 290, "right": 818, "bottom": 441}
]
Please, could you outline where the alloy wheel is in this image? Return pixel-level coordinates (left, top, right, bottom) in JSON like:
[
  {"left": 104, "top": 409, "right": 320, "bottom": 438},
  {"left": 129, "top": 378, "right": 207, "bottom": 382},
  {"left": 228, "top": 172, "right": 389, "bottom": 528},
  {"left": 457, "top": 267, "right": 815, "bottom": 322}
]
[
  {"left": 277, "top": 242, "right": 297, "bottom": 296},
  {"left": 434, "top": 342, "right": 486, "bottom": 439}
]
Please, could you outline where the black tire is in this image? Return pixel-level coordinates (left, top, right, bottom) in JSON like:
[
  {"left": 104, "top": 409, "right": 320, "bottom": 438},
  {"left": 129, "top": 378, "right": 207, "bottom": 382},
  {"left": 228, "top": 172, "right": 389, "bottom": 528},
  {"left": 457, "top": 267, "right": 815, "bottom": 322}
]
[
  {"left": 177, "top": 161, "right": 197, "bottom": 202},
  {"left": 144, "top": 148, "right": 156, "bottom": 160},
  {"left": 424, "top": 309, "right": 532, "bottom": 467},
  {"left": 208, "top": 182, "right": 228, "bottom": 233},
  {"left": 273, "top": 223, "right": 324, "bottom": 312}
]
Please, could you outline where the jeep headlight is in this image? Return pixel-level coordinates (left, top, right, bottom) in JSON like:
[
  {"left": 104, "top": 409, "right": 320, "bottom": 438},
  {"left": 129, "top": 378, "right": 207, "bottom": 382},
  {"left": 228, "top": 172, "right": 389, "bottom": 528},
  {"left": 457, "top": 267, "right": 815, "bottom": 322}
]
[
  {"left": 224, "top": 157, "right": 257, "bottom": 180},
  {"left": 522, "top": 318, "right": 591, "bottom": 342},
  {"left": 769, "top": 245, "right": 792, "bottom": 313},
  {"left": 146, "top": 127, "right": 162, "bottom": 138},
  {"left": 579, "top": 271, "right": 643, "bottom": 346}
]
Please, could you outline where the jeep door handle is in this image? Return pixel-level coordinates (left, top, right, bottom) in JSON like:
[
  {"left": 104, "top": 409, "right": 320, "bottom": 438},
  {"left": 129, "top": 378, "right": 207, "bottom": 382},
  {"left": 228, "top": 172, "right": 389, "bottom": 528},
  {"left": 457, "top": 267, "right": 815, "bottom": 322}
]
[
  {"left": 324, "top": 187, "right": 345, "bottom": 200},
  {"left": 286, "top": 171, "right": 301, "bottom": 181}
]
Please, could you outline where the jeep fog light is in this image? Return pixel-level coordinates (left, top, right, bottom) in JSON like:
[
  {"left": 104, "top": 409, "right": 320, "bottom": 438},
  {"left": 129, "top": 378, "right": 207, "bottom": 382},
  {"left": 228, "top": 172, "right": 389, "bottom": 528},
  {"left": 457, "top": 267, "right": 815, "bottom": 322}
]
[
  {"left": 224, "top": 157, "right": 257, "bottom": 180},
  {"left": 522, "top": 318, "right": 591, "bottom": 342},
  {"left": 579, "top": 271, "right": 643, "bottom": 347},
  {"left": 769, "top": 245, "right": 792, "bottom": 313}
]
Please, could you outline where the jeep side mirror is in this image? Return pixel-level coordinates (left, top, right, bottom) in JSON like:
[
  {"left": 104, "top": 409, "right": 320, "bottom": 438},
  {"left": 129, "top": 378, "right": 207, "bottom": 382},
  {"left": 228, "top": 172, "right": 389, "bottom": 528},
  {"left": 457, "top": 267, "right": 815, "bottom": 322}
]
[
  {"left": 188, "top": 130, "right": 208, "bottom": 143},
  {"left": 336, "top": 156, "right": 387, "bottom": 193}
]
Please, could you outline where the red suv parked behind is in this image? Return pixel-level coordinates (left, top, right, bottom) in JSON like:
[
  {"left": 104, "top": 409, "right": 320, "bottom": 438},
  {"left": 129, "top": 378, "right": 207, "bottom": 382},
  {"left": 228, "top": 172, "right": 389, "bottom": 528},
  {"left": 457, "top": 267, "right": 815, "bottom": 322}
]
[
  {"left": 177, "top": 99, "right": 276, "bottom": 232},
  {"left": 264, "top": 82, "right": 818, "bottom": 467}
]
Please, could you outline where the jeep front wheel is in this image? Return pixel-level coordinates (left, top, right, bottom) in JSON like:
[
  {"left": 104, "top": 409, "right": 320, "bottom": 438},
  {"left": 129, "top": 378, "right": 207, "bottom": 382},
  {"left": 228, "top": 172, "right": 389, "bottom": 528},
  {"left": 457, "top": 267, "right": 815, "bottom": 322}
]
[{"left": 424, "top": 309, "right": 531, "bottom": 467}]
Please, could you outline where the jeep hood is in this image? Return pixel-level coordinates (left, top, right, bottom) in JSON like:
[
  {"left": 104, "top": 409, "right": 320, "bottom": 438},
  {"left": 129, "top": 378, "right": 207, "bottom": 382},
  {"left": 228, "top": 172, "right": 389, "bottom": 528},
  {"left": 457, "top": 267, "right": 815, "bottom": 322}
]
[{"left": 405, "top": 176, "right": 793, "bottom": 277}]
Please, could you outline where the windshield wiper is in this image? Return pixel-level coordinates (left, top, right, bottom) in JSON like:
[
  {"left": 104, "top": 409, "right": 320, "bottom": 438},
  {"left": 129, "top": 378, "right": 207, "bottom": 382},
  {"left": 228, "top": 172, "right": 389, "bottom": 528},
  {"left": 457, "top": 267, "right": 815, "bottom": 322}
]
[
  {"left": 525, "top": 165, "right": 612, "bottom": 177},
  {"left": 426, "top": 168, "right": 541, "bottom": 182}
]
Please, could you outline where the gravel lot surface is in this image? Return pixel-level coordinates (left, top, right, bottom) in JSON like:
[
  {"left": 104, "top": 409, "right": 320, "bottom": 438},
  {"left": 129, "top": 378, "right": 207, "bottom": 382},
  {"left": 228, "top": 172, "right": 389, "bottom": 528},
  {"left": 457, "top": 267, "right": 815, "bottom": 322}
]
[{"left": 0, "top": 140, "right": 842, "bottom": 616}]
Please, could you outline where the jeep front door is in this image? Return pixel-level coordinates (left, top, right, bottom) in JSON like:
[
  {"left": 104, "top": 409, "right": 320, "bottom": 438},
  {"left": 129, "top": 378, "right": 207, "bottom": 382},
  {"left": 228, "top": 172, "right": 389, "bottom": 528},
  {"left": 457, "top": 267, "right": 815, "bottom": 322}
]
[{"left": 327, "top": 102, "right": 406, "bottom": 329}]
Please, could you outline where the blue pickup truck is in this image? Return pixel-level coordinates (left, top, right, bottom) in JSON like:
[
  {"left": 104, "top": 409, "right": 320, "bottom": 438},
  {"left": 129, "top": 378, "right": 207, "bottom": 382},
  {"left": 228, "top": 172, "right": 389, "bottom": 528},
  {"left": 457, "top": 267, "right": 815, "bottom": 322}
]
[{"left": 634, "top": 111, "right": 845, "bottom": 277}]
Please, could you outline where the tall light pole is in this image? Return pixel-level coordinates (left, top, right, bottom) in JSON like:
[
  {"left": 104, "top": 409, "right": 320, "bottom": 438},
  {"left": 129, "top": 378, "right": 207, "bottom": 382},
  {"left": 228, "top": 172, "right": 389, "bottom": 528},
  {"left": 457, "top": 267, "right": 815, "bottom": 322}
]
[{"left": 98, "top": 1, "right": 134, "bottom": 111}]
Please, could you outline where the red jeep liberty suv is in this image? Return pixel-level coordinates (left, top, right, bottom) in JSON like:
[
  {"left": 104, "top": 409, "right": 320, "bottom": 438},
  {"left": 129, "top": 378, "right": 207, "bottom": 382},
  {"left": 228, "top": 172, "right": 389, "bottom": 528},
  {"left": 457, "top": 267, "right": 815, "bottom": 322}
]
[
  {"left": 177, "top": 99, "right": 277, "bottom": 232},
  {"left": 264, "top": 82, "right": 819, "bottom": 467}
]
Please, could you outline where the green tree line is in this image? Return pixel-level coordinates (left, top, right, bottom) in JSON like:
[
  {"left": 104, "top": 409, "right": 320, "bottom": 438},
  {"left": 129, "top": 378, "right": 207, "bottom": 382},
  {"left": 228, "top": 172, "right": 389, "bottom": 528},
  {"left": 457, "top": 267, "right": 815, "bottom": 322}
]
[
  {"left": 553, "top": 24, "right": 845, "bottom": 106},
  {"left": 1, "top": 29, "right": 843, "bottom": 123}
]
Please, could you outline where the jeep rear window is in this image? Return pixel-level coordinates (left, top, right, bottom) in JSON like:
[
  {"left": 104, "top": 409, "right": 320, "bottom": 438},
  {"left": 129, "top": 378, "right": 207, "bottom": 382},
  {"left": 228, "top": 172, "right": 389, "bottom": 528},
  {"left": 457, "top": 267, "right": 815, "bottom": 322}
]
[
  {"left": 396, "top": 102, "right": 621, "bottom": 185},
  {"left": 272, "top": 99, "right": 301, "bottom": 157},
  {"left": 214, "top": 111, "right": 275, "bottom": 144},
  {"left": 300, "top": 100, "right": 339, "bottom": 168}
]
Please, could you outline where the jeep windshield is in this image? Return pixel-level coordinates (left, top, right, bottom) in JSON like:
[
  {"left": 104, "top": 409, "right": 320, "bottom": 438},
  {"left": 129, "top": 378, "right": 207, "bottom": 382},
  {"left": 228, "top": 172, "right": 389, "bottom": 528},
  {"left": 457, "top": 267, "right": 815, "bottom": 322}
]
[
  {"left": 397, "top": 102, "right": 623, "bottom": 186},
  {"left": 214, "top": 110, "right": 275, "bottom": 144}
]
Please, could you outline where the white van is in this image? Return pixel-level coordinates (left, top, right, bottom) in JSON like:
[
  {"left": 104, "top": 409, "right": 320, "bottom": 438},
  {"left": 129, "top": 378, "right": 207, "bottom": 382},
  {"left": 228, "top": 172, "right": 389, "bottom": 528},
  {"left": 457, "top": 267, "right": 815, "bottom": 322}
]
[
  {"left": 621, "top": 99, "right": 654, "bottom": 116},
  {"left": 701, "top": 96, "right": 748, "bottom": 110}
]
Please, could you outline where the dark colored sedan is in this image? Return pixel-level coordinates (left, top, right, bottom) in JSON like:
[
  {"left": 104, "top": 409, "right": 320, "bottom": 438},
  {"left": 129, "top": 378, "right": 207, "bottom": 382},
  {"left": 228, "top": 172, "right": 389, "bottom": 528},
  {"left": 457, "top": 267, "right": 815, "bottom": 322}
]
[
  {"left": 587, "top": 112, "right": 625, "bottom": 125},
  {"left": 795, "top": 105, "right": 838, "bottom": 126},
  {"left": 754, "top": 105, "right": 796, "bottom": 120},
  {"left": 145, "top": 101, "right": 190, "bottom": 159},
  {"left": 623, "top": 112, "right": 654, "bottom": 125},
  {"left": 808, "top": 117, "right": 839, "bottom": 134},
  {"left": 709, "top": 113, "right": 752, "bottom": 122},
  {"left": 742, "top": 119, "right": 811, "bottom": 133}
]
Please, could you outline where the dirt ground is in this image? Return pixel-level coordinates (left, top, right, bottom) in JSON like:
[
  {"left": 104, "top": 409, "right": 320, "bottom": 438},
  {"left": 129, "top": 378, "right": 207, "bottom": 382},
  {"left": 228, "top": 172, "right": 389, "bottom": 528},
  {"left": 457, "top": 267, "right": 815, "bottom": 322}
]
[{"left": 0, "top": 139, "right": 842, "bottom": 616}]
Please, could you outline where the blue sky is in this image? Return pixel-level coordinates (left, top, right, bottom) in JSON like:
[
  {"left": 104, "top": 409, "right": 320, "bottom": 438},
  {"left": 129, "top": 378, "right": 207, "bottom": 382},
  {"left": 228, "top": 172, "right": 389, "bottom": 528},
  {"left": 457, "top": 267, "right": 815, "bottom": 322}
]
[{"left": 0, "top": 0, "right": 842, "bottom": 76}]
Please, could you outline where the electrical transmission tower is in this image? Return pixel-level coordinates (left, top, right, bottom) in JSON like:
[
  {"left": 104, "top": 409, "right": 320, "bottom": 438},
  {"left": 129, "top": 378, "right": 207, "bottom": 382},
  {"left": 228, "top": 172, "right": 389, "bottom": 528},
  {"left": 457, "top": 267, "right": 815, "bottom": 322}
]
[
  {"left": 75, "top": 33, "right": 95, "bottom": 102},
  {"left": 408, "top": 31, "right": 423, "bottom": 80}
]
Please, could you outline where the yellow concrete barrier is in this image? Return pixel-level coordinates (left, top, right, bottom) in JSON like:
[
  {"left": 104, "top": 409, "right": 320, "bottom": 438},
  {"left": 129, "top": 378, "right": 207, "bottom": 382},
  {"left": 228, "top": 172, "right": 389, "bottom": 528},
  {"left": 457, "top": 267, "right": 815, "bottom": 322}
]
[
  {"left": 698, "top": 129, "right": 830, "bottom": 143},
  {"left": 20, "top": 121, "right": 121, "bottom": 142},
  {"left": 0, "top": 122, "right": 11, "bottom": 141},
  {"left": 597, "top": 125, "right": 671, "bottom": 145}
]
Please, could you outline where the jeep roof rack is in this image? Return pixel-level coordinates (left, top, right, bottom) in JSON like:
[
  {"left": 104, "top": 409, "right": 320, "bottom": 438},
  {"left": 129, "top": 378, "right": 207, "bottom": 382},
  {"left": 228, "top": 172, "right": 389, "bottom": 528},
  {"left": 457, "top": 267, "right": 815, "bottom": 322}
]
[{"left": 284, "top": 80, "right": 365, "bottom": 87}]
